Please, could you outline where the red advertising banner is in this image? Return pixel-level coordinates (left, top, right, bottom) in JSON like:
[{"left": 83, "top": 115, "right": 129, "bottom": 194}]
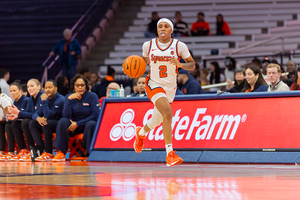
[{"left": 94, "top": 97, "right": 300, "bottom": 150}]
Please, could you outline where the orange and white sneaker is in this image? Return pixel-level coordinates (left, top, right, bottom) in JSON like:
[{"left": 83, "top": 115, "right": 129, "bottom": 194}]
[
  {"left": 5, "top": 153, "right": 15, "bottom": 161},
  {"left": 166, "top": 151, "right": 183, "bottom": 167},
  {"left": 52, "top": 151, "right": 66, "bottom": 162},
  {"left": 19, "top": 153, "right": 31, "bottom": 162},
  {"left": 10, "top": 149, "right": 29, "bottom": 161},
  {"left": 0, "top": 153, "right": 7, "bottom": 161},
  {"left": 35, "top": 152, "right": 54, "bottom": 162},
  {"left": 133, "top": 126, "right": 145, "bottom": 153}
]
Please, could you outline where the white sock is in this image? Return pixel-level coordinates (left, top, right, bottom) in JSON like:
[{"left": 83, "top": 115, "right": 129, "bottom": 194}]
[
  {"left": 166, "top": 144, "right": 173, "bottom": 155},
  {"left": 139, "top": 127, "right": 147, "bottom": 136}
]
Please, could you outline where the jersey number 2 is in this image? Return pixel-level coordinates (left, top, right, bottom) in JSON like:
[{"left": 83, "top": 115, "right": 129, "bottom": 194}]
[{"left": 159, "top": 65, "right": 167, "bottom": 78}]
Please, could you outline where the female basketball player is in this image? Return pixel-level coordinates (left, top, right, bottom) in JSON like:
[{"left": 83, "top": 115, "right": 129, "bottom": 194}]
[{"left": 133, "top": 18, "right": 195, "bottom": 167}]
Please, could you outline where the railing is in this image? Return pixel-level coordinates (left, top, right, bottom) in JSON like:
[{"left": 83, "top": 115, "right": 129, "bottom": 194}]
[
  {"left": 203, "top": 35, "right": 288, "bottom": 68},
  {"left": 229, "top": 35, "right": 285, "bottom": 57},
  {"left": 41, "top": 0, "right": 117, "bottom": 85}
]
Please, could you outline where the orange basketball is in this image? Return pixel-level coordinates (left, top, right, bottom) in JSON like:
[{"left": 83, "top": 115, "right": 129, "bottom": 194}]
[{"left": 122, "top": 55, "right": 146, "bottom": 78}]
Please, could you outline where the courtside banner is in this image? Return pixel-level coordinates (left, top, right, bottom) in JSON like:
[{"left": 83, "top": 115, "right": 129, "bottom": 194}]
[{"left": 93, "top": 97, "right": 300, "bottom": 150}]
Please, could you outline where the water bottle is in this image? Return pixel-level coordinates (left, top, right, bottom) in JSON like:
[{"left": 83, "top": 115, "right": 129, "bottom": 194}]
[
  {"left": 120, "top": 84, "right": 124, "bottom": 97},
  {"left": 116, "top": 90, "right": 120, "bottom": 98}
]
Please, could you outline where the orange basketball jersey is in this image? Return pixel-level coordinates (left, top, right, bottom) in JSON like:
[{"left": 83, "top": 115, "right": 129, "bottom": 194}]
[{"left": 147, "top": 38, "right": 181, "bottom": 87}]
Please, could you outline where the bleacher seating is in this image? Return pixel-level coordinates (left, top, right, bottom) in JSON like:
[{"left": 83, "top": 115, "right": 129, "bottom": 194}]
[
  {"left": 0, "top": 0, "right": 94, "bottom": 83},
  {"left": 103, "top": 0, "right": 300, "bottom": 69}
]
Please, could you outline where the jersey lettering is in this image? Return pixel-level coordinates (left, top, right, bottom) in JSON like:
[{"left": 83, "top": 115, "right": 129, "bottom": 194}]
[
  {"left": 159, "top": 65, "right": 167, "bottom": 78},
  {"left": 151, "top": 54, "right": 174, "bottom": 63}
]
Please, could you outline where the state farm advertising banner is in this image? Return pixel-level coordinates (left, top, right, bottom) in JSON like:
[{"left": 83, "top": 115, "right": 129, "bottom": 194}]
[{"left": 94, "top": 97, "right": 300, "bottom": 150}]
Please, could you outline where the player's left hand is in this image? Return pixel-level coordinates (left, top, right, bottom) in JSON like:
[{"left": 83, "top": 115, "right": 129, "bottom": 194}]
[{"left": 169, "top": 58, "right": 182, "bottom": 67}]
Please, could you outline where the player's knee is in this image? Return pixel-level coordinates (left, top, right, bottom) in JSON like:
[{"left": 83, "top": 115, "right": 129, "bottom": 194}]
[
  {"left": 147, "top": 117, "right": 162, "bottom": 130},
  {"left": 162, "top": 110, "right": 173, "bottom": 123}
]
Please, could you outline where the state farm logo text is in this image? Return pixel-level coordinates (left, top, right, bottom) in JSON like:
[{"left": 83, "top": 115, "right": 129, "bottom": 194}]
[{"left": 110, "top": 108, "right": 246, "bottom": 141}]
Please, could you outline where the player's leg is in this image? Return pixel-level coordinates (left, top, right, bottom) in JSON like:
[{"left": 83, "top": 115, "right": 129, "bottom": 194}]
[
  {"left": 155, "top": 97, "right": 183, "bottom": 167},
  {"left": 134, "top": 105, "right": 163, "bottom": 153}
]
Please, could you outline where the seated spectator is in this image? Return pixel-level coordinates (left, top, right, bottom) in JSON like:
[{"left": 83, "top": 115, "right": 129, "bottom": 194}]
[
  {"left": 90, "top": 72, "right": 101, "bottom": 87},
  {"left": 267, "top": 64, "right": 289, "bottom": 92},
  {"left": 1, "top": 81, "right": 28, "bottom": 160},
  {"left": 92, "top": 66, "right": 116, "bottom": 99},
  {"left": 29, "top": 80, "right": 64, "bottom": 161},
  {"left": 291, "top": 68, "right": 300, "bottom": 90},
  {"left": 252, "top": 57, "right": 262, "bottom": 69},
  {"left": 216, "top": 14, "right": 231, "bottom": 35},
  {"left": 178, "top": 69, "right": 203, "bottom": 94},
  {"left": 0, "top": 87, "right": 13, "bottom": 160},
  {"left": 200, "top": 68, "right": 209, "bottom": 86},
  {"left": 189, "top": 63, "right": 201, "bottom": 83},
  {"left": 0, "top": 68, "right": 11, "bottom": 98},
  {"left": 224, "top": 57, "right": 236, "bottom": 80},
  {"left": 130, "top": 76, "right": 146, "bottom": 97},
  {"left": 145, "top": 12, "right": 160, "bottom": 38},
  {"left": 8, "top": 79, "right": 44, "bottom": 161},
  {"left": 52, "top": 75, "right": 100, "bottom": 161},
  {"left": 173, "top": 11, "right": 189, "bottom": 37},
  {"left": 226, "top": 68, "right": 246, "bottom": 93},
  {"left": 57, "top": 75, "right": 70, "bottom": 96},
  {"left": 79, "top": 67, "right": 91, "bottom": 81},
  {"left": 286, "top": 60, "right": 297, "bottom": 87},
  {"left": 191, "top": 12, "right": 210, "bottom": 36},
  {"left": 99, "top": 82, "right": 120, "bottom": 107},
  {"left": 242, "top": 65, "right": 268, "bottom": 92},
  {"left": 209, "top": 62, "right": 225, "bottom": 91}
]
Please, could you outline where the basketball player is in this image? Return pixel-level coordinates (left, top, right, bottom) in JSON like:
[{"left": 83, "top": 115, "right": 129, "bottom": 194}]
[{"left": 133, "top": 18, "right": 195, "bottom": 167}]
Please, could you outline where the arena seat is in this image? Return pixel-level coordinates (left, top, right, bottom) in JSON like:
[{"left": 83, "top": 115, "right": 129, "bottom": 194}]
[{"left": 67, "top": 133, "right": 87, "bottom": 161}]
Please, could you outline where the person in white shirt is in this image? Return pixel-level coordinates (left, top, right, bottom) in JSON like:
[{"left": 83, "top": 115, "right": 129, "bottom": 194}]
[
  {"left": 267, "top": 64, "right": 290, "bottom": 92},
  {"left": 132, "top": 18, "right": 195, "bottom": 167},
  {"left": 0, "top": 69, "right": 11, "bottom": 98},
  {"left": 0, "top": 88, "right": 13, "bottom": 159}
]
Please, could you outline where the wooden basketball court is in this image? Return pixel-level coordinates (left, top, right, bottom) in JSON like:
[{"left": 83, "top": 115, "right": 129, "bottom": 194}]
[{"left": 0, "top": 161, "right": 299, "bottom": 199}]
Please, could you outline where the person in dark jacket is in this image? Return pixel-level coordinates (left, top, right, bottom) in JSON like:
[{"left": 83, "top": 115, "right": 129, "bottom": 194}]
[
  {"left": 1, "top": 81, "right": 29, "bottom": 160},
  {"left": 49, "top": 28, "right": 81, "bottom": 81},
  {"left": 145, "top": 12, "right": 160, "bottom": 38},
  {"left": 29, "top": 80, "right": 64, "bottom": 161},
  {"left": 56, "top": 75, "right": 69, "bottom": 96},
  {"left": 8, "top": 79, "right": 44, "bottom": 161},
  {"left": 92, "top": 66, "right": 116, "bottom": 99},
  {"left": 243, "top": 65, "right": 268, "bottom": 92},
  {"left": 178, "top": 68, "right": 204, "bottom": 94},
  {"left": 226, "top": 68, "right": 246, "bottom": 93},
  {"left": 52, "top": 75, "right": 100, "bottom": 161}
]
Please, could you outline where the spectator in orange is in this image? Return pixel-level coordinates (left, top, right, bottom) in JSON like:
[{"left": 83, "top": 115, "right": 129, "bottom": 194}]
[
  {"left": 216, "top": 14, "right": 231, "bottom": 35},
  {"left": 291, "top": 68, "right": 300, "bottom": 90},
  {"left": 191, "top": 12, "right": 210, "bottom": 36}
]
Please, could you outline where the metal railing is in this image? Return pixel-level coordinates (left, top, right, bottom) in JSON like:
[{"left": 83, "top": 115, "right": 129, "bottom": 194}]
[
  {"left": 203, "top": 35, "right": 288, "bottom": 68},
  {"left": 41, "top": 0, "right": 117, "bottom": 85},
  {"left": 229, "top": 35, "right": 285, "bottom": 57}
]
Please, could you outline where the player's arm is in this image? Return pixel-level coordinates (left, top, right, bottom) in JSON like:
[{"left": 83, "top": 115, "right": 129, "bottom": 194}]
[
  {"left": 169, "top": 42, "right": 195, "bottom": 70},
  {"left": 170, "top": 56, "right": 195, "bottom": 71},
  {"left": 142, "top": 41, "right": 150, "bottom": 65},
  {"left": 142, "top": 56, "right": 149, "bottom": 64}
]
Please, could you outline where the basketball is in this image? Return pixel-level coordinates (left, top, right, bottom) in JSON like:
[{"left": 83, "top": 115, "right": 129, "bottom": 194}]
[{"left": 123, "top": 55, "right": 146, "bottom": 78}]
